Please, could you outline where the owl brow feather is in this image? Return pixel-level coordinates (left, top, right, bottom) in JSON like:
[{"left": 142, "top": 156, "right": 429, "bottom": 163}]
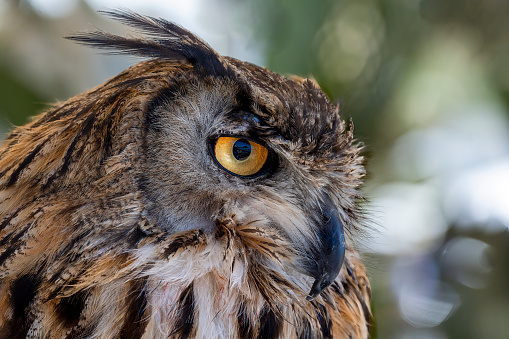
[{"left": 66, "top": 9, "right": 233, "bottom": 78}]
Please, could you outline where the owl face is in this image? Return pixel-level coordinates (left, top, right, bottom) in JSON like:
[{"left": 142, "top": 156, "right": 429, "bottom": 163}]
[{"left": 137, "top": 59, "right": 363, "bottom": 299}]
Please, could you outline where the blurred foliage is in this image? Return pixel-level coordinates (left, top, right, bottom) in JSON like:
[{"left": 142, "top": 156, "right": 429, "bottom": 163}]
[
  {"left": 0, "top": 64, "right": 46, "bottom": 126},
  {"left": 1, "top": 0, "right": 509, "bottom": 338}
]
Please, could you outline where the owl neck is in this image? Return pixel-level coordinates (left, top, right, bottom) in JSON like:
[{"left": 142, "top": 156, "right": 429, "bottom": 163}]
[{"left": 132, "top": 231, "right": 371, "bottom": 339}]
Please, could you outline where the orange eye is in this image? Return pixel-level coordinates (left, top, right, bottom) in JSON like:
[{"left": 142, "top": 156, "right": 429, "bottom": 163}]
[{"left": 213, "top": 137, "right": 269, "bottom": 177}]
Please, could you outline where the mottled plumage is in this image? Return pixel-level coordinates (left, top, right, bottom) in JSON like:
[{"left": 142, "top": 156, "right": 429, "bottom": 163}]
[{"left": 0, "top": 11, "right": 370, "bottom": 339}]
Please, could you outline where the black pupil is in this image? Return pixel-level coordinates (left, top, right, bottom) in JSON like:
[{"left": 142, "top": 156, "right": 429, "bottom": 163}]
[{"left": 232, "top": 139, "right": 251, "bottom": 161}]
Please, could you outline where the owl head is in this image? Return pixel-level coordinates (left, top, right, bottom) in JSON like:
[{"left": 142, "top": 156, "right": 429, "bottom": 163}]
[
  {"left": 0, "top": 10, "right": 368, "bottom": 338},
  {"left": 73, "top": 10, "right": 366, "bottom": 297}
]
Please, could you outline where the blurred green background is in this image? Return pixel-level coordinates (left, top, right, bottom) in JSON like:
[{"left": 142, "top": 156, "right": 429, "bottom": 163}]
[{"left": 1, "top": 0, "right": 508, "bottom": 338}]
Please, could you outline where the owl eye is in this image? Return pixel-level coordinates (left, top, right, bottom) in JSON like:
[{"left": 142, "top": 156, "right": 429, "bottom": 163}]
[{"left": 211, "top": 136, "right": 269, "bottom": 177}]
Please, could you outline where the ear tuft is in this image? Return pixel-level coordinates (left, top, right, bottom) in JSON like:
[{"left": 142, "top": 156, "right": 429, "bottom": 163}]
[{"left": 66, "top": 9, "right": 232, "bottom": 78}]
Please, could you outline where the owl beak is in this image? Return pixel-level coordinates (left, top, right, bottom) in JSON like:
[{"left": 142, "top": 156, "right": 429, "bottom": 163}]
[{"left": 305, "top": 193, "right": 346, "bottom": 301}]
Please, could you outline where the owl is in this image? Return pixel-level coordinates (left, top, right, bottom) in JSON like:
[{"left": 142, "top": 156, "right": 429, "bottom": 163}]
[{"left": 0, "top": 10, "right": 370, "bottom": 339}]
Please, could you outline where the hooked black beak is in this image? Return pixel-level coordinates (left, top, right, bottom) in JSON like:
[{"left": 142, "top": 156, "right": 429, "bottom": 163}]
[{"left": 305, "top": 193, "right": 346, "bottom": 301}]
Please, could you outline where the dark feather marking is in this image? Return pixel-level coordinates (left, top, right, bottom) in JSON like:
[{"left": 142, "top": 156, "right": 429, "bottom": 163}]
[
  {"left": 144, "top": 88, "right": 176, "bottom": 134},
  {"left": 42, "top": 111, "right": 97, "bottom": 189},
  {"left": 257, "top": 306, "right": 282, "bottom": 339},
  {"left": 0, "top": 134, "right": 23, "bottom": 178},
  {"left": 343, "top": 278, "right": 351, "bottom": 296},
  {"left": 268, "top": 273, "right": 291, "bottom": 289},
  {"left": 145, "top": 80, "right": 193, "bottom": 117},
  {"left": 163, "top": 236, "right": 186, "bottom": 257},
  {"left": 316, "top": 304, "right": 332, "bottom": 339},
  {"left": 233, "top": 82, "right": 254, "bottom": 113},
  {"left": 59, "top": 111, "right": 97, "bottom": 168},
  {"left": 247, "top": 266, "right": 276, "bottom": 309},
  {"left": 5, "top": 273, "right": 41, "bottom": 338},
  {"left": 6, "top": 137, "right": 49, "bottom": 187},
  {"left": 118, "top": 279, "right": 149, "bottom": 339},
  {"left": 0, "top": 205, "right": 42, "bottom": 264},
  {"left": 0, "top": 222, "right": 33, "bottom": 267},
  {"left": 237, "top": 302, "right": 256, "bottom": 339},
  {"left": 46, "top": 236, "right": 93, "bottom": 292},
  {"left": 30, "top": 101, "right": 75, "bottom": 127},
  {"left": 54, "top": 289, "right": 89, "bottom": 329},
  {"left": 238, "top": 228, "right": 265, "bottom": 235},
  {"left": 298, "top": 319, "right": 313, "bottom": 339},
  {"left": 163, "top": 229, "right": 204, "bottom": 257},
  {"left": 0, "top": 161, "right": 16, "bottom": 181},
  {"left": 109, "top": 75, "right": 160, "bottom": 92},
  {"left": 346, "top": 266, "right": 359, "bottom": 285},
  {"left": 98, "top": 103, "right": 119, "bottom": 164},
  {"left": 169, "top": 283, "right": 195, "bottom": 339},
  {"left": 0, "top": 205, "right": 26, "bottom": 232},
  {"left": 0, "top": 225, "right": 26, "bottom": 248},
  {"left": 353, "top": 287, "right": 371, "bottom": 327},
  {"left": 126, "top": 225, "right": 149, "bottom": 247}
]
